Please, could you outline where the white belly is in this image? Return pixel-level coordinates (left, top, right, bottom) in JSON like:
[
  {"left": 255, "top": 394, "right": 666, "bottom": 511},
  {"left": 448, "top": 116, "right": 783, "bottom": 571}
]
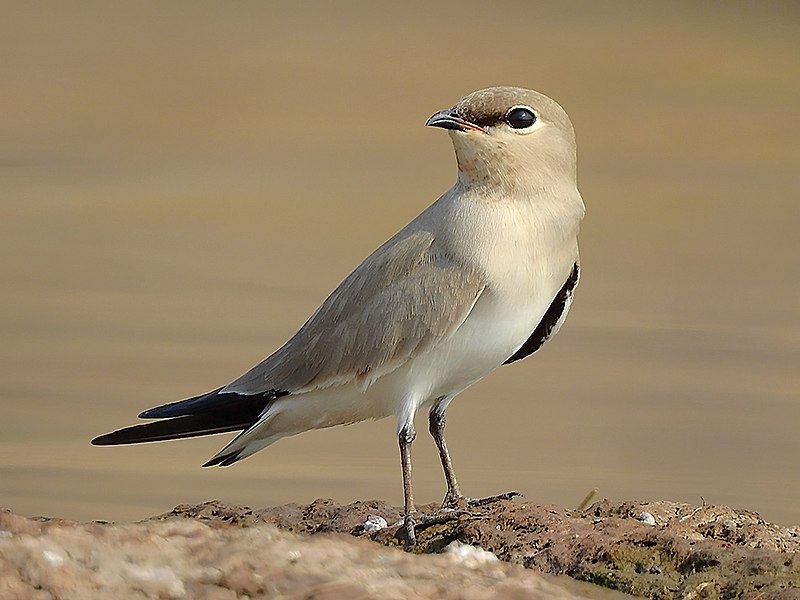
[
  {"left": 252, "top": 285, "right": 552, "bottom": 444},
  {"left": 259, "top": 248, "right": 577, "bottom": 442}
]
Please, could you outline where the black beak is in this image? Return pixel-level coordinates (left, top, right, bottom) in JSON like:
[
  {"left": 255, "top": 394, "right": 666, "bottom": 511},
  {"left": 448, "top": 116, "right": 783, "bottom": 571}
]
[{"left": 425, "top": 109, "right": 486, "bottom": 133}]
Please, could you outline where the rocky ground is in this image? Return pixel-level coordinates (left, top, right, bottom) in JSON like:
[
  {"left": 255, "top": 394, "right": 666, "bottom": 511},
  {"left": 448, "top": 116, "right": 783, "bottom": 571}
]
[{"left": 1, "top": 498, "right": 798, "bottom": 599}]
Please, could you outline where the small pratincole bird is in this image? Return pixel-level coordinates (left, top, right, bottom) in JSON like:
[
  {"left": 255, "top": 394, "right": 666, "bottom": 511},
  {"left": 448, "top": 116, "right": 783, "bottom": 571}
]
[{"left": 93, "top": 87, "right": 585, "bottom": 544}]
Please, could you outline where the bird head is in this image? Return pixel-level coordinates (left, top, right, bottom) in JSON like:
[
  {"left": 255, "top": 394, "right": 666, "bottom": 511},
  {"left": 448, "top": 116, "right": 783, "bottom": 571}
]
[{"left": 426, "top": 87, "right": 577, "bottom": 194}]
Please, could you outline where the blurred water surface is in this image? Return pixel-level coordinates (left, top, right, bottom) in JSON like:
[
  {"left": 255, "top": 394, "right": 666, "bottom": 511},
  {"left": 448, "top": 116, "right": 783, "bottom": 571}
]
[{"left": 1, "top": 3, "right": 798, "bottom": 525}]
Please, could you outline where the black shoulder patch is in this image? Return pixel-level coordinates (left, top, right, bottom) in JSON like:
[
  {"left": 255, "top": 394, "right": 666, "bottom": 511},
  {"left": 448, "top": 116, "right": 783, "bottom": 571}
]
[{"left": 503, "top": 263, "right": 580, "bottom": 365}]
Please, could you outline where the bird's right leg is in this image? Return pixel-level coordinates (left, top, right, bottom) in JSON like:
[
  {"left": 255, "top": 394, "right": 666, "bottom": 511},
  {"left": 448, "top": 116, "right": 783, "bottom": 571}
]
[
  {"left": 429, "top": 397, "right": 522, "bottom": 510},
  {"left": 428, "top": 397, "right": 462, "bottom": 507}
]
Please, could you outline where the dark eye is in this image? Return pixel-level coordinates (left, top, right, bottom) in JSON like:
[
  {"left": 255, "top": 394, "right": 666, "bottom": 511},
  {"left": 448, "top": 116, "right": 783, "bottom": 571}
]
[{"left": 505, "top": 106, "right": 537, "bottom": 129}]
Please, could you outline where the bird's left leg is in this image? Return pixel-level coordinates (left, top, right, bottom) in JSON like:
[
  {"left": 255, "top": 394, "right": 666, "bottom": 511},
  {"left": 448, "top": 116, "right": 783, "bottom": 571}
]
[
  {"left": 429, "top": 396, "right": 522, "bottom": 510},
  {"left": 398, "top": 421, "right": 418, "bottom": 545}
]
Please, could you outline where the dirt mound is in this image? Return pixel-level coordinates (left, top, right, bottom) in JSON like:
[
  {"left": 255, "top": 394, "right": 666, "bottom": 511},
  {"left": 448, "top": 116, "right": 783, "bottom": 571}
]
[
  {"left": 2, "top": 498, "right": 798, "bottom": 599},
  {"left": 0, "top": 505, "right": 621, "bottom": 600},
  {"left": 159, "top": 498, "right": 799, "bottom": 599}
]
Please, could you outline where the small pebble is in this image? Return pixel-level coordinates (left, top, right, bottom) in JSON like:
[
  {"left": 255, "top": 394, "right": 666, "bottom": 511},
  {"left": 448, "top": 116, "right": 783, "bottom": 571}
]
[
  {"left": 638, "top": 512, "right": 657, "bottom": 526},
  {"left": 362, "top": 515, "right": 388, "bottom": 533}
]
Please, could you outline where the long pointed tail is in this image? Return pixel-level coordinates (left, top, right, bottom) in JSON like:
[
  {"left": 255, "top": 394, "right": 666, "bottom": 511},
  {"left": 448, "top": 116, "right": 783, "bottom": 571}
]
[{"left": 91, "top": 388, "right": 286, "bottom": 446}]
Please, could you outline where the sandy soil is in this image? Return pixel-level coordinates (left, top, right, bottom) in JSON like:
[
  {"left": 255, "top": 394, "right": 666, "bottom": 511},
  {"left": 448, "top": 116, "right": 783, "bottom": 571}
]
[{"left": 2, "top": 498, "right": 797, "bottom": 599}]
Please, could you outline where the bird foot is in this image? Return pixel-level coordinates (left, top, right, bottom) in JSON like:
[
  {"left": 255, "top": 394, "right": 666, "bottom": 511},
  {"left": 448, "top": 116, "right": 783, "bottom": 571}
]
[
  {"left": 442, "top": 490, "right": 523, "bottom": 510},
  {"left": 400, "top": 492, "right": 522, "bottom": 546},
  {"left": 402, "top": 508, "right": 467, "bottom": 547}
]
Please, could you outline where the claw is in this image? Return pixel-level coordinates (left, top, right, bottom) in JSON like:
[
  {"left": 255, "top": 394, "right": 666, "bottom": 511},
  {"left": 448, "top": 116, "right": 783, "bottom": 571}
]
[
  {"left": 467, "top": 490, "right": 523, "bottom": 507},
  {"left": 442, "top": 490, "right": 523, "bottom": 510},
  {"left": 403, "top": 513, "right": 417, "bottom": 546},
  {"left": 402, "top": 509, "right": 468, "bottom": 547}
]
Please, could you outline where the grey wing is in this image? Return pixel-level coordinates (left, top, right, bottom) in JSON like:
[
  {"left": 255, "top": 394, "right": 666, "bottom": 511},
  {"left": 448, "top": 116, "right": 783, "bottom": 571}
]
[{"left": 223, "top": 229, "right": 486, "bottom": 395}]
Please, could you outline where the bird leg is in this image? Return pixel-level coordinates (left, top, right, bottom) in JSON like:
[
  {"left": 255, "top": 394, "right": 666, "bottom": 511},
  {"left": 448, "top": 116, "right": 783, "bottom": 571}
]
[
  {"left": 398, "top": 422, "right": 417, "bottom": 544},
  {"left": 398, "top": 420, "right": 464, "bottom": 546},
  {"left": 428, "top": 400, "right": 462, "bottom": 507},
  {"left": 399, "top": 399, "right": 520, "bottom": 546},
  {"left": 428, "top": 401, "right": 523, "bottom": 510}
]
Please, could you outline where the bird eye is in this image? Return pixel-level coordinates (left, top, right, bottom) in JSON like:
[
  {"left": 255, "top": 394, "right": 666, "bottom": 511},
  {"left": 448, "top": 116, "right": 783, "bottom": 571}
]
[{"left": 505, "top": 106, "right": 537, "bottom": 129}]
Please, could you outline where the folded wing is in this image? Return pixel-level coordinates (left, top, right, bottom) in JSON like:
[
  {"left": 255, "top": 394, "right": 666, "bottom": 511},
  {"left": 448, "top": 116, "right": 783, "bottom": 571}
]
[{"left": 92, "top": 228, "right": 486, "bottom": 448}]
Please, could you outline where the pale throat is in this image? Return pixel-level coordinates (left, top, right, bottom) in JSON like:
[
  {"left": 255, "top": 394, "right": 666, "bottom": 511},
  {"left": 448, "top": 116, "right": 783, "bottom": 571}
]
[{"left": 451, "top": 137, "right": 575, "bottom": 196}]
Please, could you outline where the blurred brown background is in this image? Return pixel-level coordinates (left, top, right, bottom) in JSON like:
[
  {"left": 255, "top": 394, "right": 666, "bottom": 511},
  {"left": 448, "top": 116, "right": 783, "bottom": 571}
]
[{"left": 2, "top": 2, "right": 798, "bottom": 526}]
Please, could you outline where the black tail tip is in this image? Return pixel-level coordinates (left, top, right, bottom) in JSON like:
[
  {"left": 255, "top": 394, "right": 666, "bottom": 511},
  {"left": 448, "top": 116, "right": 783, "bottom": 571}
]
[{"left": 202, "top": 450, "right": 243, "bottom": 468}]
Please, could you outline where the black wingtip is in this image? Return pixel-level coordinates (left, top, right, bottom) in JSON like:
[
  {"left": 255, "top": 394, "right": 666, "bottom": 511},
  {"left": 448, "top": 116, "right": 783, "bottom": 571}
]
[
  {"left": 94, "top": 389, "right": 285, "bottom": 449},
  {"left": 137, "top": 387, "right": 289, "bottom": 419},
  {"left": 138, "top": 387, "right": 226, "bottom": 419},
  {"left": 90, "top": 413, "right": 256, "bottom": 446},
  {"left": 91, "top": 433, "right": 116, "bottom": 446}
]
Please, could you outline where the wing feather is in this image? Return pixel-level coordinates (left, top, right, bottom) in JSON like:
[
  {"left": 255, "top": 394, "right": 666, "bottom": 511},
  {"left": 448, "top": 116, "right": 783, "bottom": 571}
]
[{"left": 223, "top": 229, "right": 486, "bottom": 395}]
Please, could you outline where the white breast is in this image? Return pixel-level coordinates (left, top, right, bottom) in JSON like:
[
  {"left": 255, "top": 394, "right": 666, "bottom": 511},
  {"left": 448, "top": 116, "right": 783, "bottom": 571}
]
[
  {"left": 386, "top": 189, "right": 582, "bottom": 418},
  {"left": 246, "top": 187, "right": 582, "bottom": 446}
]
